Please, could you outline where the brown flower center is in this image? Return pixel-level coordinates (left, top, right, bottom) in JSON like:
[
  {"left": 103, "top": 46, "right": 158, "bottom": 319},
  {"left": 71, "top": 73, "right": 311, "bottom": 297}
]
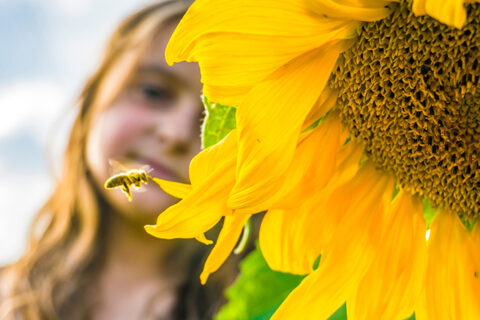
[{"left": 330, "top": 1, "right": 480, "bottom": 220}]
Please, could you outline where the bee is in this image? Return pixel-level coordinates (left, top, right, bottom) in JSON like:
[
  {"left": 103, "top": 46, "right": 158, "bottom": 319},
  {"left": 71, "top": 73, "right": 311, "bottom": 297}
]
[{"left": 104, "top": 160, "right": 152, "bottom": 201}]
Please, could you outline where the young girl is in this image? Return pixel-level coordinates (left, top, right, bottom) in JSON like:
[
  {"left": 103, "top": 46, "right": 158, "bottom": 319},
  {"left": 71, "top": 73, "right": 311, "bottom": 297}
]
[{"left": 0, "top": 1, "right": 243, "bottom": 319}]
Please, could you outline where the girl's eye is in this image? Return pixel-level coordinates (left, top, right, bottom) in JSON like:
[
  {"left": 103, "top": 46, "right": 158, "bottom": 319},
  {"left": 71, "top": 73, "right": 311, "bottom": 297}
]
[
  {"left": 141, "top": 85, "right": 171, "bottom": 101},
  {"left": 130, "top": 83, "right": 177, "bottom": 108}
]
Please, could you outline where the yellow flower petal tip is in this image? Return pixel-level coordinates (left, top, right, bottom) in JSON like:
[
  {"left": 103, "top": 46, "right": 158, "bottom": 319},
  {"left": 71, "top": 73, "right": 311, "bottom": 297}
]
[
  {"left": 195, "top": 234, "right": 213, "bottom": 245},
  {"left": 200, "top": 214, "right": 251, "bottom": 285},
  {"left": 413, "top": 0, "right": 468, "bottom": 28},
  {"left": 199, "top": 271, "right": 209, "bottom": 286},
  {"left": 144, "top": 225, "right": 158, "bottom": 237},
  {"left": 152, "top": 177, "right": 192, "bottom": 199}
]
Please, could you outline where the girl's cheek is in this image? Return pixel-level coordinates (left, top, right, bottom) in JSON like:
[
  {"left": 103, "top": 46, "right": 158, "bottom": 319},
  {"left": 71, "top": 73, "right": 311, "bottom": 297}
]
[{"left": 101, "top": 103, "right": 152, "bottom": 155}]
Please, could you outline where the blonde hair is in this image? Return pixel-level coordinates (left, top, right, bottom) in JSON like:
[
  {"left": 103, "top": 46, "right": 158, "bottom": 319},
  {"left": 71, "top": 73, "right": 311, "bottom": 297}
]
[{"left": 0, "top": 2, "right": 212, "bottom": 318}]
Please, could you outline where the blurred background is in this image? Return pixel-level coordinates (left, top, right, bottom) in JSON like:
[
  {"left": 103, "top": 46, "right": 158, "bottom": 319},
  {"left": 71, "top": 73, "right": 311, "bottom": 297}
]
[{"left": 0, "top": 0, "right": 155, "bottom": 264}]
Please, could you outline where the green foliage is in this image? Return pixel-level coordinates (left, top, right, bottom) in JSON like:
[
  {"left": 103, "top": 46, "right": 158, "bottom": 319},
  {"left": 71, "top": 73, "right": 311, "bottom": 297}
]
[
  {"left": 462, "top": 217, "right": 478, "bottom": 232},
  {"left": 215, "top": 248, "right": 347, "bottom": 320},
  {"left": 201, "top": 95, "right": 237, "bottom": 148},
  {"left": 215, "top": 248, "right": 304, "bottom": 320},
  {"left": 215, "top": 246, "right": 419, "bottom": 320},
  {"left": 329, "top": 304, "right": 347, "bottom": 320},
  {"left": 422, "top": 198, "right": 439, "bottom": 228}
]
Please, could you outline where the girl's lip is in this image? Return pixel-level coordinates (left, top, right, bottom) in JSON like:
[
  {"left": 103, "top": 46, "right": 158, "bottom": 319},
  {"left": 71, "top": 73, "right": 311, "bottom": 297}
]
[{"left": 140, "top": 158, "right": 181, "bottom": 181}]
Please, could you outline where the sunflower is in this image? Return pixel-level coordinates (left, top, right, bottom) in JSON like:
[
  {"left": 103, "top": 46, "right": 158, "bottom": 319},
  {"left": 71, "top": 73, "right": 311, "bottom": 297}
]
[{"left": 145, "top": 0, "right": 480, "bottom": 318}]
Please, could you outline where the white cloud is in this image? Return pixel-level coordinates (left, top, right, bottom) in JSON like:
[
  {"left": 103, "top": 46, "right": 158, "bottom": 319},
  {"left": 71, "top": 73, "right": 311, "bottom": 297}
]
[
  {"left": 0, "top": 172, "right": 52, "bottom": 264},
  {"left": 0, "top": 81, "right": 66, "bottom": 264},
  {"left": 49, "top": 0, "right": 93, "bottom": 15},
  {"left": 0, "top": 80, "right": 67, "bottom": 140}
]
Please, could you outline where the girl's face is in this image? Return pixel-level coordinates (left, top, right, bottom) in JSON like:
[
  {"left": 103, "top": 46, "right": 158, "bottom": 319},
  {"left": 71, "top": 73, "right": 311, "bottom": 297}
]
[{"left": 86, "top": 22, "right": 203, "bottom": 224}]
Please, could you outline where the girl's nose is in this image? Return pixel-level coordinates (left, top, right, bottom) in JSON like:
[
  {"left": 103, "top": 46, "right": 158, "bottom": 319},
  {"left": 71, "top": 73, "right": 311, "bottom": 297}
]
[{"left": 153, "top": 96, "right": 201, "bottom": 154}]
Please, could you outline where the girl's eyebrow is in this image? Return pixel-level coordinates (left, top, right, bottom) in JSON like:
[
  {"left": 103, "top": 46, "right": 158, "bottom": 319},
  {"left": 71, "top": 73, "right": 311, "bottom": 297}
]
[{"left": 136, "top": 64, "right": 190, "bottom": 89}]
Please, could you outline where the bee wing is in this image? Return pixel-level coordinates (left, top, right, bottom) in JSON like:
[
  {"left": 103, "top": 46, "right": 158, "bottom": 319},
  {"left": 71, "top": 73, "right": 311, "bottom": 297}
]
[
  {"left": 140, "top": 165, "right": 153, "bottom": 175},
  {"left": 108, "top": 159, "right": 130, "bottom": 175}
]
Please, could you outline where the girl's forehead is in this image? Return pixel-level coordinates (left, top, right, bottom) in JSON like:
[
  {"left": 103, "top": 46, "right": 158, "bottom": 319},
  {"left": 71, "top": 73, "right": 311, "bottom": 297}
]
[
  {"left": 138, "top": 23, "right": 201, "bottom": 89},
  {"left": 142, "top": 22, "right": 177, "bottom": 66}
]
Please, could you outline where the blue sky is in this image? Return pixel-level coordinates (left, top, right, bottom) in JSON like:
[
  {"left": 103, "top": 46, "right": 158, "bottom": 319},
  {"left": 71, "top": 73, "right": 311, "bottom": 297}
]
[{"left": 0, "top": 0, "right": 153, "bottom": 264}]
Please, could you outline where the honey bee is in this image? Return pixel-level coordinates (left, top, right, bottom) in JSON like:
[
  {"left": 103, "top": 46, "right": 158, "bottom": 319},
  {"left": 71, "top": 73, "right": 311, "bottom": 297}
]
[{"left": 104, "top": 160, "right": 152, "bottom": 201}]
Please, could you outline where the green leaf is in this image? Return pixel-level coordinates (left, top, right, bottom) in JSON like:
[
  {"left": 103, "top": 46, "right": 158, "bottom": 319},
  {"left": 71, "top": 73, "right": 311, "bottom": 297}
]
[
  {"left": 215, "top": 246, "right": 417, "bottom": 319},
  {"left": 215, "top": 248, "right": 304, "bottom": 320},
  {"left": 329, "top": 304, "right": 347, "bottom": 320},
  {"left": 422, "top": 198, "right": 439, "bottom": 228},
  {"left": 248, "top": 300, "right": 347, "bottom": 320},
  {"left": 201, "top": 95, "right": 237, "bottom": 148},
  {"left": 215, "top": 247, "right": 347, "bottom": 320}
]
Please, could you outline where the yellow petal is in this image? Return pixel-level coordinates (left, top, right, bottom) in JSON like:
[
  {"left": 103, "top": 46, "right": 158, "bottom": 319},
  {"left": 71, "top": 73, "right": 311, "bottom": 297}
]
[
  {"left": 166, "top": 0, "right": 358, "bottom": 105},
  {"left": 323, "top": 138, "right": 365, "bottom": 187},
  {"left": 259, "top": 140, "right": 364, "bottom": 275},
  {"left": 267, "top": 132, "right": 363, "bottom": 213},
  {"left": 236, "top": 112, "right": 344, "bottom": 215},
  {"left": 195, "top": 233, "right": 213, "bottom": 245},
  {"left": 200, "top": 213, "right": 251, "bottom": 284},
  {"left": 348, "top": 190, "right": 427, "bottom": 320},
  {"left": 299, "top": 114, "right": 344, "bottom": 191},
  {"left": 189, "top": 130, "right": 237, "bottom": 187},
  {"left": 412, "top": 0, "right": 470, "bottom": 28},
  {"left": 272, "top": 163, "right": 394, "bottom": 319},
  {"left": 152, "top": 178, "right": 191, "bottom": 199},
  {"left": 471, "top": 222, "right": 480, "bottom": 304},
  {"left": 260, "top": 203, "right": 319, "bottom": 275},
  {"left": 144, "top": 184, "right": 227, "bottom": 242},
  {"left": 311, "top": 159, "right": 391, "bottom": 251},
  {"left": 278, "top": 113, "right": 344, "bottom": 206},
  {"left": 306, "top": 0, "right": 393, "bottom": 21},
  {"left": 228, "top": 40, "right": 353, "bottom": 211},
  {"left": 302, "top": 88, "right": 338, "bottom": 130},
  {"left": 145, "top": 132, "right": 237, "bottom": 241},
  {"left": 416, "top": 210, "right": 480, "bottom": 320}
]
